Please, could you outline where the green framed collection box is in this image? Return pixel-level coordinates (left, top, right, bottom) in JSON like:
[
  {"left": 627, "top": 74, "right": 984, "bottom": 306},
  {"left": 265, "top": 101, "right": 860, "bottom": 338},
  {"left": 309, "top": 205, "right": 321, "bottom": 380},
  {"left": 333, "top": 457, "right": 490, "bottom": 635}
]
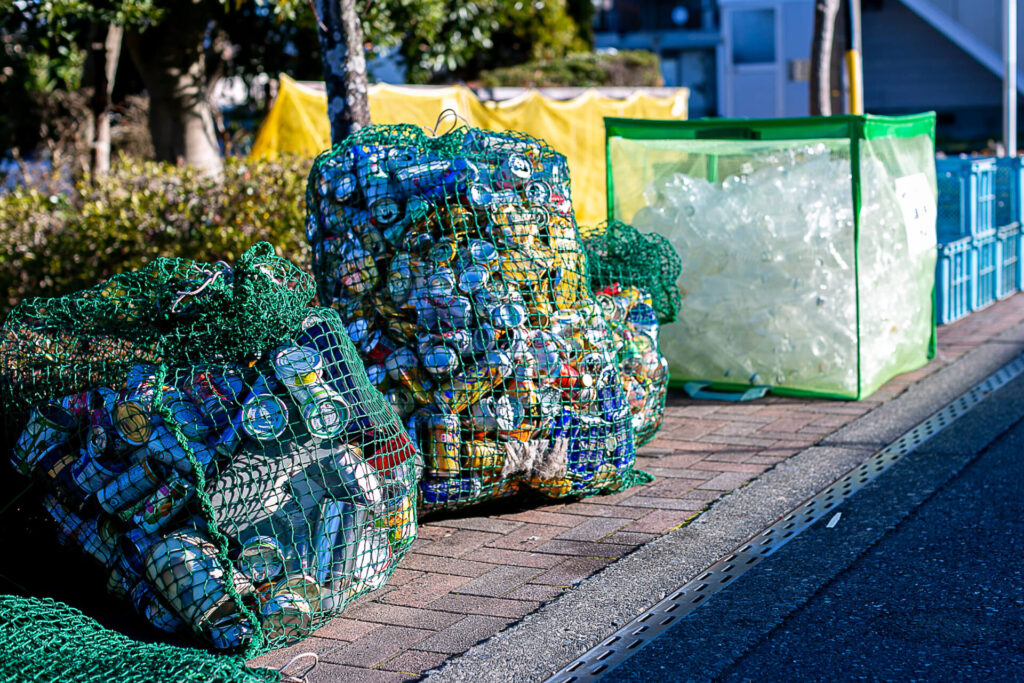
[{"left": 605, "top": 114, "right": 938, "bottom": 400}]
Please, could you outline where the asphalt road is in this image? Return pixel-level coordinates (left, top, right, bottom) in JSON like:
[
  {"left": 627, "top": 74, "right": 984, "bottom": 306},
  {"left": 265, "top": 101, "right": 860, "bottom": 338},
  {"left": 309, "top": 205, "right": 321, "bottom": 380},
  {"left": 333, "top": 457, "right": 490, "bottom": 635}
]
[{"left": 609, "top": 374, "right": 1024, "bottom": 682}]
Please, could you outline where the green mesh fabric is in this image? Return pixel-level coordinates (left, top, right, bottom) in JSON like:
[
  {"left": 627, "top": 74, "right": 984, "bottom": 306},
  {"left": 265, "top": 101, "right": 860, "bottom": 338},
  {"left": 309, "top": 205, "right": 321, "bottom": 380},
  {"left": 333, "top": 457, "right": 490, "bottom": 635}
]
[
  {"left": 582, "top": 220, "right": 682, "bottom": 325},
  {"left": 581, "top": 220, "right": 680, "bottom": 446},
  {"left": 305, "top": 124, "right": 653, "bottom": 512},
  {"left": 1, "top": 243, "right": 418, "bottom": 656},
  {"left": 0, "top": 594, "right": 279, "bottom": 682}
]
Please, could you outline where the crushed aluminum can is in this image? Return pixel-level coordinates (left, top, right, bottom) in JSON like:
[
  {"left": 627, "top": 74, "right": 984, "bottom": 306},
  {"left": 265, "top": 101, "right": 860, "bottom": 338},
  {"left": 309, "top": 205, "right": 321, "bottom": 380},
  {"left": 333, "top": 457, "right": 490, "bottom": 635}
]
[
  {"left": 457, "top": 264, "right": 489, "bottom": 294},
  {"left": 238, "top": 535, "right": 287, "bottom": 584},
  {"left": 313, "top": 498, "right": 348, "bottom": 584},
  {"left": 96, "top": 456, "right": 162, "bottom": 516},
  {"left": 12, "top": 402, "right": 77, "bottom": 475},
  {"left": 120, "top": 527, "right": 159, "bottom": 575},
  {"left": 462, "top": 441, "right": 504, "bottom": 471},
  {"left": 420, "top": 343, "right": 460, "bottom": 377},
  {"left": 323, "top": 444, "right": 383, "bottom": 509},
  {"left": 260, "top": 589, "right": 313, "bottom": 643},
  {"left": 425, "top": 413, "right": 461, "bottom": 478},
  {"left": 208, "top": 614, "right": 254, "bottom": 650},
  {"left": 131, "top": 581, "right": 186, "bottom": 634},
  {"left": 131, "top": 469, "right": 193, "bottom": 534},
  {"left": 420, "top": 476, "right": 484, "bottom": 507},
  {"left": 69, "top": 449, "right": 127, "bottom": 496},
  {"left": 352, "top": 526, "right": 393, "bottom": 591}
]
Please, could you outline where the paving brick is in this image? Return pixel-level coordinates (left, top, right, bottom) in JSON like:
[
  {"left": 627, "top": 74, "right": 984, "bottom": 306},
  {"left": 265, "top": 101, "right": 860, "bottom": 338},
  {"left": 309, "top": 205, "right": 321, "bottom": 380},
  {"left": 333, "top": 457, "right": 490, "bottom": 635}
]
[
  {"left": 377, "top": 649, "right": 453, "bottom": 675},
  {"left": 710, "top": 421, "right": 765, "bottom": 437},
  {"left": 532, "top": 556, "right": 612, "bottom": 586},
  {"left": 657, "top": 418, "right": 727, "bottom": 439},
  {"left": 554, "top": 516, "right": 632, "bottom": 542},
  {"left": 554, "top": 502, "right": 650, "bottom": 518},
  {"left": 314, "top": 618, "right": 383, "bottom": 642},
  {"left": 452, "top": 565, "right": 544, "bottom": 597},
  {"left": 640, "top": 466, "right": 716, "bottom": 481},
  {"left": 343, "top": 602, "right": 464, "bottom": 630},
  {"left": 699, "top": 449, "right": 758, "bottom": 463},
  {"left": 700, "top": 434, "right": 780, "bottom": 448},
  {"left": 533, "top": 539, "right": 634, "bottom": 558},
  {"left": 412, "top": 615, "right": 512, "bottom": 654},
  {"left": 504, "top": 583, "right": 567, "bottom": 602},
  {"left": 698, "top": 470, "right": 756, "bottom": 490},
  {"left": 623, "top": 509, "right": 696, "bottom": 534},
  {"left": 310, "top": 662, "right": 413, "bottom": 683},
  {"left": 320, "top": 625, "right": 433, "bottom": 668},
  {"left": 427, "top": 517, "right": 524, "bottom": 534},
  {"left": 415, "top": 525, "right": 451, "bottom": 541},
  {"left": 413, "top": 529, "right": 503, "bottom": 558},
  {"left": 396, "top": 553, "right": 496, "bottom": 577},
  {"left": 386, "top": 568, "right": 424, "bottom": 586},
  {"left": 635, "top": 445, "right": 674, "bottom": 458},
  {"left": 434, "top": 593, "right": 541, "bottom": 619},
  {"left": 497, "top": 508, "right": 582, "bottom": 527},
  {"left": 248, "top": 636, "right": 341, "bottom": 669},
  {"left": 484, "top": 522, "right": 565, "bottom": 550},
  {"left": 462, "top": 547, "right": 565, "bottom": 568},
  {"left": 616, "top": 496, "right": 706, "bottom": 511},
  {"left": 378, "top": 572, "right": 473, "bottom": 608},
  {"left": 635, "top": 477, "right": 704, "bottom": 498}
]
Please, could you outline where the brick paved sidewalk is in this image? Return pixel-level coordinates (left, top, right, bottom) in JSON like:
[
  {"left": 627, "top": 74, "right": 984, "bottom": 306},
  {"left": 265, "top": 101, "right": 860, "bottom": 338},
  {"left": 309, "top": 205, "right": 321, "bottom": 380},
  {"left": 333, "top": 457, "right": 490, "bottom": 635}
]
[{"left": 250, "top": 293, "right": 1024, "bottom": 682}]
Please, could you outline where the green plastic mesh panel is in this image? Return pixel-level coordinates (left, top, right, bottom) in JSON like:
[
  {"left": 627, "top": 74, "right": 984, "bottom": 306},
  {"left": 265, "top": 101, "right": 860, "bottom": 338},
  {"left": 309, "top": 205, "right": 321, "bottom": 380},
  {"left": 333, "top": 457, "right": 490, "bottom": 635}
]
[
  {"left": 0, "top": 594, "right": 278, "bottom": 682},
  {"left": 582, "top": 220, "right": 682, "bottom": 325},
  {"left": 1, "top": 243, "right": 419, "bottom": 656},
  {"left": 305, "top": 124, "right": 653, "bottom": 512}
]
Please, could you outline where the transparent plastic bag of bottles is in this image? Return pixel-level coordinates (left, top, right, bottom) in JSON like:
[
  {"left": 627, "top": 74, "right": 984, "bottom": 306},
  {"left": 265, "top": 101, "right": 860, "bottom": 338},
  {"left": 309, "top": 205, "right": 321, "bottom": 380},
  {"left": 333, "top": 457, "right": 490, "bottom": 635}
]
[
  {"left": 306, "top": 124, "right": 652, "bottom": 512},
  {"left": 0, "top": 243, "right": 418, "bottom": 655}
]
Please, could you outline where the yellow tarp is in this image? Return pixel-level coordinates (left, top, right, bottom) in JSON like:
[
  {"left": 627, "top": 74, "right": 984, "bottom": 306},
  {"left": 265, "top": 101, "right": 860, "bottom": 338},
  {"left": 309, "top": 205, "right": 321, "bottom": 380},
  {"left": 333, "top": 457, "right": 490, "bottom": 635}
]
[{"left": 251, "top": 74, "right": 688, "bottom": 226}]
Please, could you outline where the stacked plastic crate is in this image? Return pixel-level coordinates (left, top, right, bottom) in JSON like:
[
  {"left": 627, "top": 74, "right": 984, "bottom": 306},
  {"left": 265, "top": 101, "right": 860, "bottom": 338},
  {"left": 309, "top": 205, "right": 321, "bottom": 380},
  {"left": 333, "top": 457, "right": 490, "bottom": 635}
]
[{"left": 935, "top": 156, "right": 1024, "bottom": 324}]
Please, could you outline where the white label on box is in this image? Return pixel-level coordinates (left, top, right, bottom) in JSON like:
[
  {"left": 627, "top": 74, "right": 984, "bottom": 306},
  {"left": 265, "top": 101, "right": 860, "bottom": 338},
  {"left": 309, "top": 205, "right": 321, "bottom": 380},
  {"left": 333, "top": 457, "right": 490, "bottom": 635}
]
[{"left": 894, "top": 173, "right": 937, "bottom": 256}]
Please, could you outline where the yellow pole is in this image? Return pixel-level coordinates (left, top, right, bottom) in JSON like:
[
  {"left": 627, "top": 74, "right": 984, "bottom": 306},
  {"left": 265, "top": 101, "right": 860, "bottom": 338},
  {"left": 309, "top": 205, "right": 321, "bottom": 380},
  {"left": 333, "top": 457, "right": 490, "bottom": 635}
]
[{"left": 845, "top": 49, "right": 864, "bottom": 115}]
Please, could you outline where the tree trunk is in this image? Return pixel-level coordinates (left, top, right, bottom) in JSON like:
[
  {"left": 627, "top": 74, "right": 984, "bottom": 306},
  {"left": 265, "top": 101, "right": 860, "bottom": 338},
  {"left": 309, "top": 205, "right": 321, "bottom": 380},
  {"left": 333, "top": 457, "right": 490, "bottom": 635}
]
[
  {"left": 810, "top": 0, "right": 841, "bottom": 116},
  {"left": 124, "top": 0, "right": 222, "bottom": 175},
  {"left": 89, "top": 24, "right": 123, "bottom": 177},
  {"left": 315, "top": 0, "right": 371, "bottom": 144}
]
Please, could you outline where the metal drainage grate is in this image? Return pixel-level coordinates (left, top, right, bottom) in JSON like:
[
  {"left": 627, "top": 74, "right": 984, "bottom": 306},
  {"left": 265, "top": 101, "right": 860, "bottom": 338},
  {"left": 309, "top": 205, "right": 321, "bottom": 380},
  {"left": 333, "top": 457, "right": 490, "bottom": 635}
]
[{"left": 548, "top": 353, "right": 1024, "bottom": 683}]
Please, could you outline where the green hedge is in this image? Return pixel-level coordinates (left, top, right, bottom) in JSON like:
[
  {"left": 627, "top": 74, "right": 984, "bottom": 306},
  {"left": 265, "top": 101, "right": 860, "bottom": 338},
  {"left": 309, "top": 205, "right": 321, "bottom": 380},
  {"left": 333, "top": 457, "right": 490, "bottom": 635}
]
[
  {"left": 0, "top": 156, "right": 311, "bottom": 317},
  {"left": 479, "top": 50, "right": 662, "bottom": 88}
]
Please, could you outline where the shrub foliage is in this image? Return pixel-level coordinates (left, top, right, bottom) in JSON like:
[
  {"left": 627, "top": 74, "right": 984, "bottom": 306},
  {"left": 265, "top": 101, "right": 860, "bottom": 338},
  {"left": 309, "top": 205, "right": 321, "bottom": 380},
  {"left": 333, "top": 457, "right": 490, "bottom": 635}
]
[
  {"left": 0, "top": 156, "right": 310, "bottom": 316},
  {"left": 480, "top": 50, "right": 662, "bottom": 88}
]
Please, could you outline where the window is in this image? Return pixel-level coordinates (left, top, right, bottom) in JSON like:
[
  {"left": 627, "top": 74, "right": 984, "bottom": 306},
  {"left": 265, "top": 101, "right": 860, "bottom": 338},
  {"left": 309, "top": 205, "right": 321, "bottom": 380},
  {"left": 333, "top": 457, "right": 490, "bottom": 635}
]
[{"left": 731, "top": 8, "right": 776, "bottom": 65}]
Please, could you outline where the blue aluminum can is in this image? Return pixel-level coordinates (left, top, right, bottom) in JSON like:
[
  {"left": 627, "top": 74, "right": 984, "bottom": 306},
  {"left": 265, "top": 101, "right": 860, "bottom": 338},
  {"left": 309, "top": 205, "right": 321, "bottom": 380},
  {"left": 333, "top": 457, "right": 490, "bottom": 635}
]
[
  {"left": 69, "top": 449, "right": 127, "bottom": 495},
  {"left": 238, "top": 535, "right": 287, "bottom": 584},
  {"left": 96, "top": 457, "right": 162, "bottom": 516},
  {"left": 420, "top": 477, "right": 484, "bottom": 506}
]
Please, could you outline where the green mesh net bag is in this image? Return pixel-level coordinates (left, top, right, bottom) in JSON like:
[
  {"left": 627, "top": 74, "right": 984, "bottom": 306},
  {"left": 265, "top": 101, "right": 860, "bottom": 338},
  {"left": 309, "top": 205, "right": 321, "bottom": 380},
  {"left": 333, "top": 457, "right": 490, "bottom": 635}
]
[
  {"left": 0, "top": 594, "right": 278, "bottom": 682},
  {"left": 0, "top": 243, "right": 418, "bottom": 655},
  {"left": 581, "top": 220, "right": 681, "bottom": 445},
  {"left": 305, "top": 124, "right": 652, "bottom": 512},
  {"left": 582, "top": 220, "right": 682, "bottom": 326}
]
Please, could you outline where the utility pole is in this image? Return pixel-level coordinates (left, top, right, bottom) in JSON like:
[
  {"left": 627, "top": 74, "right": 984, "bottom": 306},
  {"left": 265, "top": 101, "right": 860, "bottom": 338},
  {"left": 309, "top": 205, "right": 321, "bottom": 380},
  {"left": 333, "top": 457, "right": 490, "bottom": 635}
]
[
  {"left": 844, "top": 0, "right": 863, "bottom": 115},
  {"left": 1005, "top": 0, "right": 1017, "bottom": 156}
]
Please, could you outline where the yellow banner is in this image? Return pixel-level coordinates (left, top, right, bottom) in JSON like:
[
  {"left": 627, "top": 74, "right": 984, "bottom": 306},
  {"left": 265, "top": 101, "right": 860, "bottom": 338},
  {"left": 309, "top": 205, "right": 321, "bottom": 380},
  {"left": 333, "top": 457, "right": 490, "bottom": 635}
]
[{"left": 251, "top": 74, "right": 688, "bottom": 226}]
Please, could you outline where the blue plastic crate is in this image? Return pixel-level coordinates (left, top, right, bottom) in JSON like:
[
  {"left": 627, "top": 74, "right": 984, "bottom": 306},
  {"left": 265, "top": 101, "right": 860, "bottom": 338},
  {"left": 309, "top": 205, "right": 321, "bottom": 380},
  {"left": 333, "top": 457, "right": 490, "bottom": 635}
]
[
  {"left": 998, "top": 223, "right": 1022, "bottom": 298},
  {"left": 935, "top": 236, "right": 974, "bottom": 324},
  {"left": 975, "top": 231, "right": 999, "bottom": 310},
  {"left": 994, "top": 156, "right": 1024, "bottom": 227},
  {"left": 936, "top": 156, "right": 996, "bottom": 241}
]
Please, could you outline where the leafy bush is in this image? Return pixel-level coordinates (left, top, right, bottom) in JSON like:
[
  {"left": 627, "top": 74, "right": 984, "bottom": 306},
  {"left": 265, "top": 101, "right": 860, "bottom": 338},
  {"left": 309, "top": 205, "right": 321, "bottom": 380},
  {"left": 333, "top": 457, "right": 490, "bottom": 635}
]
[
  {"left": 0, "top": 155, "right": 311, "bottom": 317},
  {"left": 479, "top": 50, "right": 663, "bottom": 88}
]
